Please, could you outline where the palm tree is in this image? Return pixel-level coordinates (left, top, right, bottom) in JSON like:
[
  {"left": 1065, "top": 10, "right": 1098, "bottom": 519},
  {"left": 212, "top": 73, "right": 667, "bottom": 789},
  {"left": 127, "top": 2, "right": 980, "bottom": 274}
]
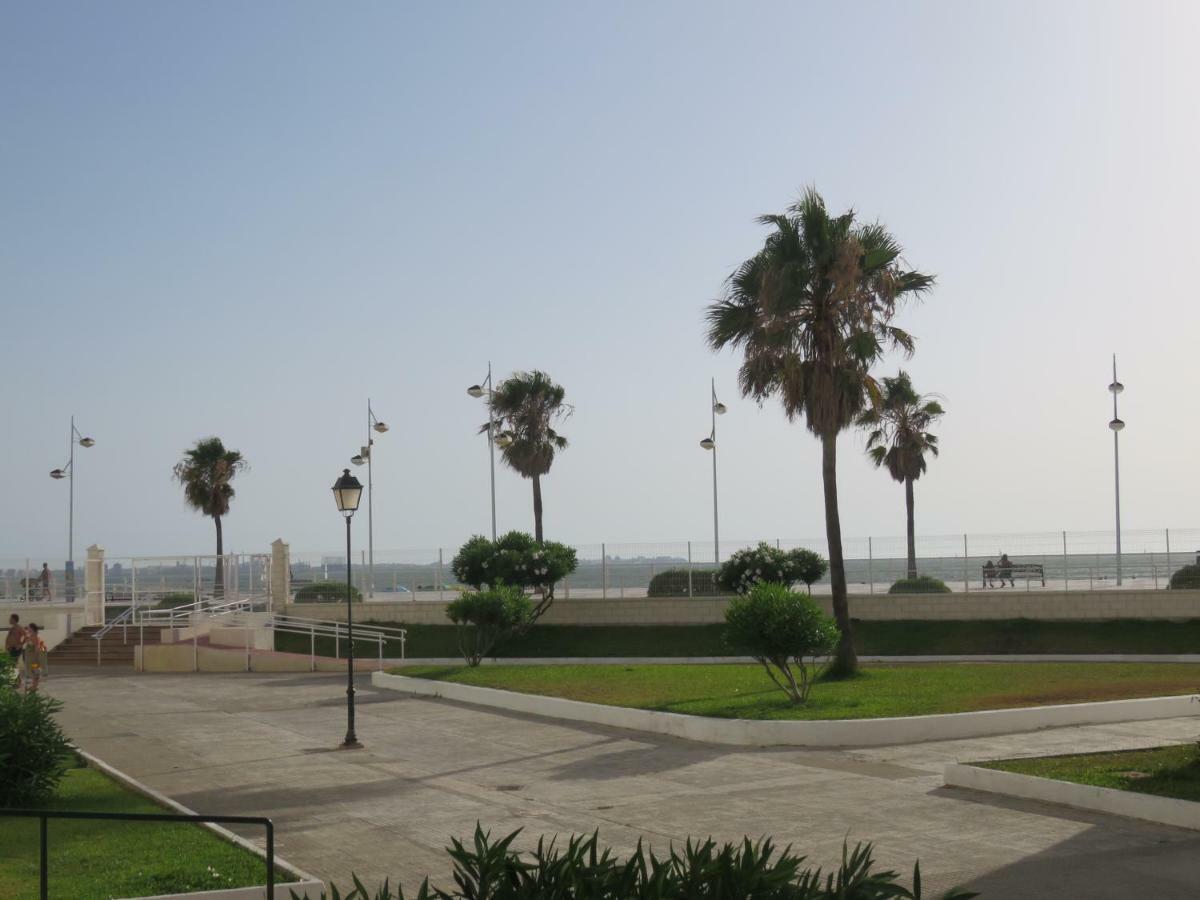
[
  {"left": 857, "top": 372, "right": 944, "bottom": 580},
  {"left": 172, "top": 437, "right": 247, "bottom": 600},
  {"left": 484, "top": 371, "right": 571, "bottom": 543},
  {"left": 706, "top": 188, "right": 934, "bottom": 676}
]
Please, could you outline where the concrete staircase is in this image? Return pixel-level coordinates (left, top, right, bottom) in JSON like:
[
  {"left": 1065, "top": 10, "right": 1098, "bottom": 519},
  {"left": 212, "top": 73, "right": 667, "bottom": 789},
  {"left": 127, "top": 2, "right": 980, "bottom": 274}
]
[{"left": 50, "top": 625, "right": 166, "bottom": 666}]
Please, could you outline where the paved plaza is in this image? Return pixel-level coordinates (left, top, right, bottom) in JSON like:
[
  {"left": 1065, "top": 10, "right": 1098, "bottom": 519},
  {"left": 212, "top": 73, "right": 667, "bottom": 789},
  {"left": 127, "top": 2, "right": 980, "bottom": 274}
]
[{"left": 46, "top": 670, "right": 1200, "bottom": 898}]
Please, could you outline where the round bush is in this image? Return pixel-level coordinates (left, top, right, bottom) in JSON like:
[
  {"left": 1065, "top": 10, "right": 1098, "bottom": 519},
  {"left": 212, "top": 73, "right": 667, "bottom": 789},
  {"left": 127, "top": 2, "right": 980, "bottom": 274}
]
[
  {"left": 451, "top": 532, "right": 578, "bottom": 591},
  {"left": 646, "top": 568, "right": 721, "bottom": 597},
  {"left": 446, "top": 585, "right": 534, "bottom": 666},
  {"left": 1, "top": 656, "right": 73, "bottom": 807},
  {"left": 1169, "top": 565, "right": 1200, "bottom": 590},
  {"left": 716, "top": 543, "right": 828, "bottom": 595},
  {"left": 294, "top": 581, "right": 363, "bottom": 603},
  {"left": 888, "top": 575, "right": 952, "bottom": 594}
]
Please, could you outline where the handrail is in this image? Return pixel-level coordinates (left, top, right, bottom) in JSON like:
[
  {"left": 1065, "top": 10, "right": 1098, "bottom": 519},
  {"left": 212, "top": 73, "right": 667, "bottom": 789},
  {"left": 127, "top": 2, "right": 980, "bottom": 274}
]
[
  {"left": 92, "top": 607, "right": 134, "bottom": 664},
  {"left": 1, "top": 808, "right": 274, "bottom": 900}
]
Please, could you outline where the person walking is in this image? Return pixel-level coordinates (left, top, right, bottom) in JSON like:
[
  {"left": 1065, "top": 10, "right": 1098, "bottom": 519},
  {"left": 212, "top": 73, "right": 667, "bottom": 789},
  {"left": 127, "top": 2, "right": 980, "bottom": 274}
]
[
  {"left": 38, "top": 563, "right": 52, "bottom": 602},
  {"left": 983, "top": 560, "right": 998, "bottom": 588},
  {"left": 5, "top": 614, "right": 24, "bottom": 685},
  {"left": 21, "top": 623, "right": 47, "bottom": 693}
]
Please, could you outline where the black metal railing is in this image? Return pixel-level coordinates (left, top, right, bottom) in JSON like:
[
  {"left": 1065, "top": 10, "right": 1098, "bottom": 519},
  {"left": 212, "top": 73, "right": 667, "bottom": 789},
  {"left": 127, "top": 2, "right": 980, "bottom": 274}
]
[{"left": 1, "top": 809, "right": 275, "bottom": 899}]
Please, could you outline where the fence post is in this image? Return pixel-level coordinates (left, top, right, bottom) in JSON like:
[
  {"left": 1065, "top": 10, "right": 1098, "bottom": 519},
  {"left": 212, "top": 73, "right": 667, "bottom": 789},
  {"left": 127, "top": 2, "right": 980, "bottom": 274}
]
[
  {"left": 1166, "top": 529, "right": 1172, "bottom": 588},
  {"left": 687, "top": 541, "right": 694, "bottom": 598},
  {"left": 867, "top": 538, "right": 874, "bottom": 595},
  {"left": 601, "top": 543, "right": 608, "bottom": 600},
  {"left": 438, "top": 549, "right": 445, "bottom": 601},
  {"left": 962, "top": 535, "right": 969, "bottom": 593},
  {"left": 1062, "top": 531, "right": 1069, "bottom": 591},
  {"left": 24, "top": 558, "right": 30, "bottom": 603}
]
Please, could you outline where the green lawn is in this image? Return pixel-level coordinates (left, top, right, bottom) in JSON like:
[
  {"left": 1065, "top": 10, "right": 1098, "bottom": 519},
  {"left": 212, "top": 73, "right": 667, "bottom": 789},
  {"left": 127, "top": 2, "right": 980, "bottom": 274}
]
[
  {"left": 276, "top": 618, "right": 1200, "bottom": 660},
  {"left": 981, "top": 744, "right": 1200, "bottom": 802},
  {"left": 0, "top": 763, "right": 279, "bottom": 900},
  {"left": 394, "top": 662, "right": 1200, "bottom": 720}
]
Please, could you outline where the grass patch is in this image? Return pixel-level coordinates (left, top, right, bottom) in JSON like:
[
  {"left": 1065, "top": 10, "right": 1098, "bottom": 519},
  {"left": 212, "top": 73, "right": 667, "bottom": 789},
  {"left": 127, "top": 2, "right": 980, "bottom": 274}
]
[
  {"left": 277, "top": 618, "right": 1200, "bottom": 660},
  {"left": 980, "top": 744, "right": 1200, "bottom": 802},
  {"left": 0, "top": 761, "right": 278, "bottom": 900},
  {"left": 393, "top": 662, "right": 1200, "bottom": 721}
]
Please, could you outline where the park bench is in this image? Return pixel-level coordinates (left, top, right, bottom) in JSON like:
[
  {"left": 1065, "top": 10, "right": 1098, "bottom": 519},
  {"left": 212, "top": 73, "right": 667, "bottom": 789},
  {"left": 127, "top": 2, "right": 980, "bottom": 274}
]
[{"left": 982, "top": 562, "right": 1045, "bottom": 586}]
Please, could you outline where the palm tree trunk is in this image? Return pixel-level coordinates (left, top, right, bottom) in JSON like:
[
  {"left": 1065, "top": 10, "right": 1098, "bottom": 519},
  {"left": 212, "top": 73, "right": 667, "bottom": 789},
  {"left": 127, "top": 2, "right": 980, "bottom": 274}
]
[
  {"left": 821, "top": 431, "right": 858, "bottom": 677},
  {"left": 213, "top": 515, "right": 224, "bottom": 601},
  {"left": 905, "top": 477, "right": 917, "bottom": 580},
  {"left": 532, "top": 474, "right": 544, "bottom": 544}
]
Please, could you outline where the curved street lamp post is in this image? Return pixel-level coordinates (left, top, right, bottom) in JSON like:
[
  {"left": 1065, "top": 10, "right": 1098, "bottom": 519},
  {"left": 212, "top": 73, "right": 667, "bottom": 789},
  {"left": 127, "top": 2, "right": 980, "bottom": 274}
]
[
  {"left": 332, "top": 468, "right": 364, "bottom": 749},
  {"left": 49, "top": 415, "right": 95, "bottom": 601},
  {"left": 351, "top": 400, "right": 388, "bottom": 597},
  {"left": 467, "top": 363, "right": 512, "bottom": 541},
  {"left": 1108, "top": 356, "right": 1125, "bottom": 587}
]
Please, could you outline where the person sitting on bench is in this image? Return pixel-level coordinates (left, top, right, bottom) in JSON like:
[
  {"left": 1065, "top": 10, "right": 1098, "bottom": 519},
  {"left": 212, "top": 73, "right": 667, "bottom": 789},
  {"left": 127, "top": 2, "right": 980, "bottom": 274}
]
[{"left": 998, "top": 553, "right": 1015, "bottom": 588}]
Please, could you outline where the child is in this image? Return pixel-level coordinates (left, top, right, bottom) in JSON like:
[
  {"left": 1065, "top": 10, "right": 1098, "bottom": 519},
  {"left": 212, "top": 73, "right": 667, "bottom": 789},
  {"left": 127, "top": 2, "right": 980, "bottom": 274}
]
[{"left": 22, "top": 623, "right": 48, "bottom": 693}]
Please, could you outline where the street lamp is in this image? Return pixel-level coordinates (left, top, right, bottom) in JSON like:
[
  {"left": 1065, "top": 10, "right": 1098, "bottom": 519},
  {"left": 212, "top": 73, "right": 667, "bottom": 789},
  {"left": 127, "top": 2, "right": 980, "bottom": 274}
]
[
  {"left": 466, "top": 362, "right": 502, "bottom": 541},
  {"left": 699, "top": 379, "right": 727, "bottom": 564},
  {"left": 49, "top": 416, "right": 95, "bottom": 601},
  {"left": 332, "top": 468, "right": 364, "bottom": 749},
  {"left": 1108, "top": 356, "right": 1125, "bottom": 587},
  {"left": 350, "top": 400, "right": 388, "bottom": 598}
]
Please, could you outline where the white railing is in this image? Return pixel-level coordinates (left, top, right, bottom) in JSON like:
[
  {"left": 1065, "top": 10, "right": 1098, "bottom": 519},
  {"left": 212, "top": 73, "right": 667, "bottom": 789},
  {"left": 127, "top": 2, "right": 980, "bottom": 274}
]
[
  {"left": 246, "top": 612, "right": 407, "bottom": 672},
  {"left": 92, "top": 607, "right": 134, "bottom": 664}
]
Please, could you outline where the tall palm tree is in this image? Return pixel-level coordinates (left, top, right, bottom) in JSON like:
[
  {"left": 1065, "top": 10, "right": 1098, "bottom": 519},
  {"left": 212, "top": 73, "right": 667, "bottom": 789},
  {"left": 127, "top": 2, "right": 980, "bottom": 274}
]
[
  {"left": 706, "top": 188, "right": 934, "bottom": 676},
  {"left": 484, "top": 370, "right": 570, "bottom": 543},
  {"left": 172, "top": 437, "right": 247, "bottom": 599},
  {"left": 857, "top": 372, "right": 944, "bottom": 580}
]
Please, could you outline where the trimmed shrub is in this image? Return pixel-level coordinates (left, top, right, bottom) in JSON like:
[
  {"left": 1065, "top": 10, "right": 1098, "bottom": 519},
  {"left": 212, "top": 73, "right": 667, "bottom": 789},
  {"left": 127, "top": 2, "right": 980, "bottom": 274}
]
[
  {"left": 306, "top": 824, "right": 977, "bottom": 899},
  {"left": 295, "top": 581, "right": 363, "bottom": 603},
  {"left": 0, "top": 656, "right": 74, "bottom": 808},
  {"left": 888, "top": 576, "right": 952, "bottom": 595},
  {"left": 1169, "top": 565, "right": 1200, "bottom": 590},
  {"left": 451, "top": 532, "right": 577, "bottom": 626},
  {"left": 716, "top": 542, "right": 828, "bottom": 595},
  {"left": 724, "top": 583, "right": 839, "bottom": 705},
  {"left": 445, "top": 586, "right": 533, "bottom": 666},
  {"left": 646, "top": 568, "right": 721, "bottom": 597}
]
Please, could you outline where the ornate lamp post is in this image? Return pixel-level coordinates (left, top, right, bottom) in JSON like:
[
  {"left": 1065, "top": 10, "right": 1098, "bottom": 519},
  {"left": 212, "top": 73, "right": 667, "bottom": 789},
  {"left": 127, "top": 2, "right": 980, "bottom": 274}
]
[
  {"left": 350, "top": 400, "right": 388, "bottom": 597},
  {"left": 699, "top": 379, "right": 727, "bottom": 564},
  {"left": 49, "top": 416, "right": 95, "bottom": 601},
  {"left": 332, "top": 468, "right": 364, "bottom": 748}
]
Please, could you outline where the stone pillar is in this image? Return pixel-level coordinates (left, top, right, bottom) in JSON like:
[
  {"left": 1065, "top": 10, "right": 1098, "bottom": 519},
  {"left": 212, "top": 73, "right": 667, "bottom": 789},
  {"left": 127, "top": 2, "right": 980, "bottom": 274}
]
[
  {"left": 85, "top": 545, "right": 105, "bottom": 626},
  {"left": 270, "top": 539, "right": 290, "bottom": 612}
]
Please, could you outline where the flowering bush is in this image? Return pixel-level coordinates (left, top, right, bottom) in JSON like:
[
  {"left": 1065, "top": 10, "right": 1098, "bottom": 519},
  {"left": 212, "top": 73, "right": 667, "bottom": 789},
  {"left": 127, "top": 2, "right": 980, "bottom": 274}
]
[
  {"left": 445, "top": 586, "right": 533, "bottom": 666},
  {"left": 716, "top": 542, "right": 828, "bottom": 594},
  {"left": 450, "top": 532, "right": 577, "bottom": 625}
]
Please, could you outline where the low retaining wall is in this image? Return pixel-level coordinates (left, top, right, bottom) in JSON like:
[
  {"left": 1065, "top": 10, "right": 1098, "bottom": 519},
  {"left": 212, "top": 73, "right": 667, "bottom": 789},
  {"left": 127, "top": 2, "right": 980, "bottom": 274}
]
[
  {"left": 370, "top": 672, "right": 1200, "bottom": 748},
  {"left": 136, "top": 643, "right": 380, "bottom": 674},
  {"left": 944, "top": 761, "right": 1200, "bottom": 831},
  {"left": 288, "top": 588, "right": 1200, "bottom": 626}
]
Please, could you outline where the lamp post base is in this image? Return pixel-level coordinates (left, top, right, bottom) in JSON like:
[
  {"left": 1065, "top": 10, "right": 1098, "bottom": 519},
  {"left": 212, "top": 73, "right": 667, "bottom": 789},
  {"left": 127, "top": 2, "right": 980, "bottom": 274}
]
[{"left": 339, "top": 739, "right": 364, "bottom": 750}]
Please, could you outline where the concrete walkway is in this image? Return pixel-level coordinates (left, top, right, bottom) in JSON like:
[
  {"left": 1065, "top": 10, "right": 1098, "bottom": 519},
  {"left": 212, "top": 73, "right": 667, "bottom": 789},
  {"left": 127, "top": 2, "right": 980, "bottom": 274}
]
[{"left": 45, "top": 670, "right": 1200, "bottom": 898}]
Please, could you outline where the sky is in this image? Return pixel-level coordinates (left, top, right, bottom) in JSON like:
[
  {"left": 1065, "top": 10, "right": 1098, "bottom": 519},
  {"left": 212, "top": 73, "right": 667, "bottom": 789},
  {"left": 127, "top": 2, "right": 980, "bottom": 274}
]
[{"left": 2, "top": 0, "right": 1199, "bottom": 563}]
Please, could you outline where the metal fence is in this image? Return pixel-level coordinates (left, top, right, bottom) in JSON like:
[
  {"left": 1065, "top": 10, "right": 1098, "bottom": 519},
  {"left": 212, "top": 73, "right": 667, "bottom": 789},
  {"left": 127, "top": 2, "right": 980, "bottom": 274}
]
[{"left": 290, "top": 527, "right": 1200, "bottom": 600}]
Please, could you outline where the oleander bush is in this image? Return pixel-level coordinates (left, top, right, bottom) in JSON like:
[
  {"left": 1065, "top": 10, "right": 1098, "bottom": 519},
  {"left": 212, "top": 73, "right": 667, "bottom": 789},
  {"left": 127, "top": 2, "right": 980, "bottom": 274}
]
[
  {"left": 0, "top": 654, "right": 74, "bottom": 807},
  {"left": 716, "top": 542, "right": 828, "bottom": 595},
  {"left": 297, "top": 824, "right": 977, "bottom": 899},
  {"left": 295, "top": 581, "right": 363, "bottom": 603},
  {"left": 888, "top": 576, "right": 952, "bottom": 595},
  {"left": 646, "top": 568, "right": 721, "bottom": 597},
  {"left": 1169, "top": 564, "right": 1200, "bottom": 590},
  {"left": 724, "top": 583, "right": 839, "bottom": 705},
  {"left": 451, "top": 532, "right": 577, "bottom": 625},
  {"left": 445, "top": 586, "right": 534, "bottom": 666}
]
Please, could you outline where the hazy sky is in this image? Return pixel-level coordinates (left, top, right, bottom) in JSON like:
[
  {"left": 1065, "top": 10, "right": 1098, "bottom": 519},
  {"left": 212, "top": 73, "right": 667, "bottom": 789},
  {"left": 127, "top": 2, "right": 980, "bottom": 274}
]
[{"left": 3, "top": 1, "right": 1198, "bottom": 562}]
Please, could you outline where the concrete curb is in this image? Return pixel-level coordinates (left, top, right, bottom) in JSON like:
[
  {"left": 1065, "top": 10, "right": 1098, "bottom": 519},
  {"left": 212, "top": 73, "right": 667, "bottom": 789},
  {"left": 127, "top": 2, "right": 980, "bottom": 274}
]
[
  {"left": 371, "top": 671, "right": 1200, "bottom": 748},
  {"left": 75, "top": 749, "right": 324, "bottom": 899},
  {"left": 383, "top": 654, "right": 1200, "bottom": 665},
  {"left": 944, "top": 761, "right": 1200, "bottom": 831}
]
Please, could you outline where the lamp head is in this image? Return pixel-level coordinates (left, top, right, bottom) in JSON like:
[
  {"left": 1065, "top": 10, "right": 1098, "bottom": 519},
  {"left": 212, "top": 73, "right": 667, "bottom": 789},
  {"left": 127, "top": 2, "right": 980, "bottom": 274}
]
[
  {"left": 350, "top": 454, "right": 366, "bottom": 466},
  {"left": 332, "top": 468, "right": 363, "bottom": 515},
  {"left": 713, "top": 401, "right": 727, "bottom": 415},
  {"left": 49, "top": 468, "right": 66, "bottom": 480},
  {"left": 1108, "top": 381, "right": 1124, "bottom": 394},
  {"left": 373, "top": 421, "right": 389, "bottom": 434},
  {"left": 78, "top": 437, "right": 95, "bottom": 448},
  {"left": 1109, "top": 417, "right": 1125, "bottom": 432},
  {"left": 466, "top": 384, "right": 485, "bottom": 398},
  {"left": 495, "top": 433, "right": 513, "bottom": 448},
  {"left": 699, "top": 437, "right": 715, "bottom": 451}
]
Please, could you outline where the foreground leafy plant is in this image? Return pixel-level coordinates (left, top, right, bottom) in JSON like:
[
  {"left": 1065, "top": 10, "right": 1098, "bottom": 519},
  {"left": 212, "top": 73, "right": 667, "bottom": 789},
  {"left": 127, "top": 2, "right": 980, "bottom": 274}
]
[
  {"left": 0, "top": 654, "right": 73, "bottom": 807},
  {"left": 297, "top": 824, "right": 977, "bottom": 899}
]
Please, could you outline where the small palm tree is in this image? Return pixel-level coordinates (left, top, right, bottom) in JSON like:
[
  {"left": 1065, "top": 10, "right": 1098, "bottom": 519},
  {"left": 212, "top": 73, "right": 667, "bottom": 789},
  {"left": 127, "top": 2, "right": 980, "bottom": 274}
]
[
  {"left": 706, "top": 188, "right": 934, "bottom": 676},
  {"left": 484, "top": 371, "right": 570, "bottom": 543},
  {"left": 857, "top": 372, "right": 944, "bottom": 580},
  {"left": 172, "top": 437, "right": 247, "bottom": 599}
]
